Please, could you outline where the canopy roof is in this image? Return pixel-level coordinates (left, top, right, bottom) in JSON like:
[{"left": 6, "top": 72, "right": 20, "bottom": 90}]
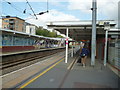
[{"left": 47, "top": 20, "right": 116, "bottom": 41}]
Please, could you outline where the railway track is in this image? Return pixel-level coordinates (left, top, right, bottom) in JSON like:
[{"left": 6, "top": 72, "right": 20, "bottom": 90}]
[{"left": 1, "top": 48, "right": 65, "bottom": 75}]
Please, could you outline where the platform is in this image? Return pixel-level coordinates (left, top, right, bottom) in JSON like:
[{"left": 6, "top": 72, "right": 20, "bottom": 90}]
[
  {"left": 14, "top": 56, "right": 120, "bottom": 89},
  {"left": 2, "top": 47, "right": 65, "bottom": 56},
  {"left": 1, "top": 50, "right": 120, "bottom": 89}
]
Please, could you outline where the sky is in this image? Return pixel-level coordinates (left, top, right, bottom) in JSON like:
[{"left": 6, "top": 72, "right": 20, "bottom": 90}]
[{"left": 1, "top": 0, "right": 120, "bottom": 28}]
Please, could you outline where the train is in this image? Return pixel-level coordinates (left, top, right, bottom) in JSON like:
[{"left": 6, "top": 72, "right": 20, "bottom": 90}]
[{"left": 0, "top": 29, "right": 66, "bottom": 53}]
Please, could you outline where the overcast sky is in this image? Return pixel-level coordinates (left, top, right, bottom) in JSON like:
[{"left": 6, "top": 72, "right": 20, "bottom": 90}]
[{"left": 2, "top": 0, "right": 120, "bottom": 28}]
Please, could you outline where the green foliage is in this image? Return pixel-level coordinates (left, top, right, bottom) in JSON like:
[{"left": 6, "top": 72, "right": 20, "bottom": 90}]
[
  {"left": 57, "top": 35, "right": 63, "bottom": 38},
  {"left": 36, "top": 27, "right": 63, "bottom": 38},
  {"left": 48, "top": 32, "right": 57, "bottom": 37}
]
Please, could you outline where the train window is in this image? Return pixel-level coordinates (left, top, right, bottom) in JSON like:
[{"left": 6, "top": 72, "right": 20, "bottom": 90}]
[
  {"left": 2, "top": 35, "right": 13, "bottom": 46},
  {"left": 14, "top": 36, "right": 22, "bottom": 46}
]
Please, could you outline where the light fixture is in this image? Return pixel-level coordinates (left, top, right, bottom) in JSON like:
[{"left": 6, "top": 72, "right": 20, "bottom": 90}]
[{"left": 37, "top": 10, "right": 49, "bottom": 15}]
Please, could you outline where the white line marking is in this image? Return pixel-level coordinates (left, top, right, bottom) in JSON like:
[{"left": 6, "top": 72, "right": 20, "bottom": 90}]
[
  {"left": 1, "top": 50, "right": 70, "bottom": 77},
  {"left": 1, "top": 60, "right": 44, "bottom": 78},
  {"left": 71, "top": 57, "right": 79, "bottom": 70},
  {"left": 2, "top": 54, "right": 65, "bottom": 77},
  {"left": 67, "top": 59, "right": 75, "bottom": 70}
]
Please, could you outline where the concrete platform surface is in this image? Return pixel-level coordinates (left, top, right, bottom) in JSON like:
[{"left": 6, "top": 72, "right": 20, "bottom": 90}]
[{"left": 17, "top": 56, "right": 120, "bottom": 89}]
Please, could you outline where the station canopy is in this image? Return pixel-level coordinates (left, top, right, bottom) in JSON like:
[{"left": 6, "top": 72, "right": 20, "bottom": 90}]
[{"left": 47, "top": 20, "right": 116, "bottom": 41}]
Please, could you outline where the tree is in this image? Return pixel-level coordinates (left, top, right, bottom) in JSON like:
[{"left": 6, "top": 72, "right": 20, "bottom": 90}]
[
  {"left": 36, "top": 27, "right": 63, "bottom": 38},
  {"left": 56, "top": 35, "right": 63, "bottom": 38}
]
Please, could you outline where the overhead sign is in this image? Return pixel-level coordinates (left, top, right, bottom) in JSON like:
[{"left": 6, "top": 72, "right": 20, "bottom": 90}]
[
  {"left": 98, "top": 21, "right": 104, "bottom": 26},
  {"left": 104, "top": 22, "right": 110, "bottom": 30}
]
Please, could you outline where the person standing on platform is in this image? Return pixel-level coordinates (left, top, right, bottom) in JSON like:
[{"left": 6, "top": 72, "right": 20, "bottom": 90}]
[
  {"left": 80, "top": 43, "right": 89, "bottom": 67},
  {"left": 77, "top": 42, "right": 84, "bottom": 64},
  {"left": 80, "top": 42, "right": 85, "bottom": 53}
]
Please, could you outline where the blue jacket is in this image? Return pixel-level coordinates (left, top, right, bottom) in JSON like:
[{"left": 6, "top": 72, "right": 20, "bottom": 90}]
[{"left": 80, "top": 48, "right": 89, "bottom": 56}]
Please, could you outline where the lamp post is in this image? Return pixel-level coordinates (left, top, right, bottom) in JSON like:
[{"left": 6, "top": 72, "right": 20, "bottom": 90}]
[
  {"left": 91, "top": 0, "right": 97, "bottom": 66},
  {"left": 65, "top": 28, "right": 69, "bottom": 63},
  {"left": 104, "top": 22, "right": 110, "bottom": 66}
]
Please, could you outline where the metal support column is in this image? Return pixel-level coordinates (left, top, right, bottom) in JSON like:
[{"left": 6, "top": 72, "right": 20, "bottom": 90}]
[
  {"left": 104, "top": 30, "right": 108, "bottom": 66},
  {"left": 71, "top": 43, "right": 74, "bottom": 57},
  {"left": 65, "top": 28, "right": 69, "bottom": 63},
  {"left": 91, "top": 0, "right": 97, "bottom": 66}
]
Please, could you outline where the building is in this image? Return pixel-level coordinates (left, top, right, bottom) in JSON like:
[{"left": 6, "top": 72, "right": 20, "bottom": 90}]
[
  {"left": 25, "top": 22, "right": 37, "bottom": 35},
  {"left": 2, "top": 16, "right": 25, "bottom": 32}
]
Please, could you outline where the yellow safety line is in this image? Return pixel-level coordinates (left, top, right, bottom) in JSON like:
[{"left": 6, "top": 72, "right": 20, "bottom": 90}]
[{"left": 19, "top": 58, "right": 64, "bottom": 89}]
